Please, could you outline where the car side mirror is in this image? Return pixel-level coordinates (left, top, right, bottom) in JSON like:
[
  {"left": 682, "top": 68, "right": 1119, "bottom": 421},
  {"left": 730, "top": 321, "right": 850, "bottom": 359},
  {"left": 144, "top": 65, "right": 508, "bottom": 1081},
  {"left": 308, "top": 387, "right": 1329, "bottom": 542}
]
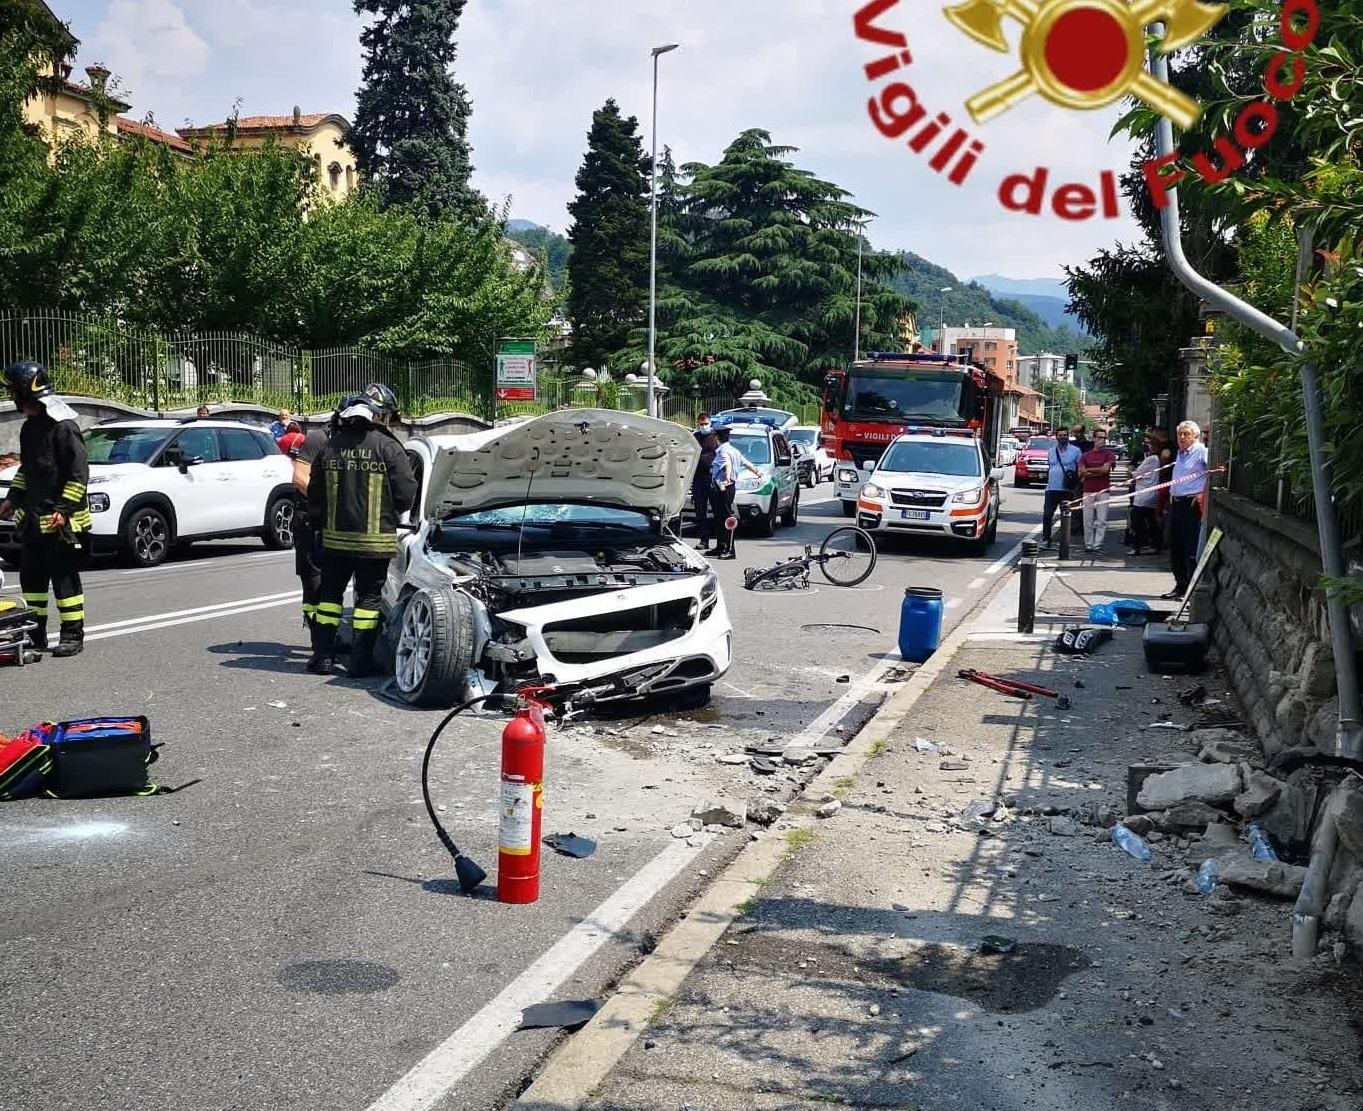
[{"left": 179, "top": 454, "right": 204, "bottom": 472}]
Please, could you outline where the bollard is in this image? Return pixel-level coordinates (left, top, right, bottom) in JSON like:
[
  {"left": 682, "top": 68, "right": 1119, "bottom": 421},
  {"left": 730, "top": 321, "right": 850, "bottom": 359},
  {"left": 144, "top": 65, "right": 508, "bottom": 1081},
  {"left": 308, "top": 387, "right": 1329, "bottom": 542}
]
[
  {"left": 1058, "top": 502, "right": 1072, "bottom": 561},
  {"left": 1017, "top": 539, "right": 1038, "bottom": 633}
]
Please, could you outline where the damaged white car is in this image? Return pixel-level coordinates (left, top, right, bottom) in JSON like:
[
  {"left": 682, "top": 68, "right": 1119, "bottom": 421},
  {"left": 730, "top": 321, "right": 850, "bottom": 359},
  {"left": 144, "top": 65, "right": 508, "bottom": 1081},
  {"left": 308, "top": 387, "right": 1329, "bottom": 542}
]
[{"left": 380, "top": 409, "right": 733, "bottom": 708}]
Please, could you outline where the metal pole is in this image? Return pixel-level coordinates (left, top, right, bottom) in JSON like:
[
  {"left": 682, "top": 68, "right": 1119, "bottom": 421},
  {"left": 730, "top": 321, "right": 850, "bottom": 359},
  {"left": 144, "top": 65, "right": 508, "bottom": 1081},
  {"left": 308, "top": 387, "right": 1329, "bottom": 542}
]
[
  {"left": 1149, "top": 34, "right": 1362, "bottom": 760},
  {"left": 646, "top": 46, "right": 676, "bottom": 421},
  {"left": 1017, "top": 539, "right": 1038, "bottom": 633},
  {"left": 853, "top": 233, "right": 864, "bottom": 362},
  {"left": 1058, "top": 502, "right": 1072, "bottom": 562}
]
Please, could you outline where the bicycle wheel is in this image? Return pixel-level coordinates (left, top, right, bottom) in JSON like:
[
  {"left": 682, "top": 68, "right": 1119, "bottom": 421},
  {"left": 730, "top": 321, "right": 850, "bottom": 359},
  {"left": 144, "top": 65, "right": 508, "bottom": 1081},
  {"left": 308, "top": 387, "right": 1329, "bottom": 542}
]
[
  {"left": 818, "top": 526, "right": 877, "bottom": 587},
  {"left": 745, "top": 560, "right": 809, "bottom": 591}
]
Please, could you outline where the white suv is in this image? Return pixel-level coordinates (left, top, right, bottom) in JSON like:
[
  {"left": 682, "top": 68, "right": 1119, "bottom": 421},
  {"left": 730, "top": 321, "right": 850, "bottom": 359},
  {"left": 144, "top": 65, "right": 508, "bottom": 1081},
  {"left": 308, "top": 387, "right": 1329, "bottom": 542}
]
[
  {"left": 853, "top": 430, "right": 1005, "bottom": 554},
  {"left": 0, "top": 420, "right": 296, "bottom": 568}
]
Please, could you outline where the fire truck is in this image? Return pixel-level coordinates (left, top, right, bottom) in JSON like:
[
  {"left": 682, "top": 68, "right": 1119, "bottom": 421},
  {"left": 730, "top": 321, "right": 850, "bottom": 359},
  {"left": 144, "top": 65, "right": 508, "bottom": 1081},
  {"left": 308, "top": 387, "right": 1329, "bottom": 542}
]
[{"left": 823, "top": 352, "right": 1005, "bottom": 516}]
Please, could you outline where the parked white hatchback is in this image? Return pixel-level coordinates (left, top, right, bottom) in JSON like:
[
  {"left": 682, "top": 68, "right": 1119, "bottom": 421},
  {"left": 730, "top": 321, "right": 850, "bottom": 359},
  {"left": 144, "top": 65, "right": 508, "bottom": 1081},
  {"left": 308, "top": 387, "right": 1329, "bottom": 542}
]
[
  {"left": 0, "top": 419, "right": 296, "bottom": 568},
  {"left": 380, "top": 409, "right": 732, "bottom": 708}
]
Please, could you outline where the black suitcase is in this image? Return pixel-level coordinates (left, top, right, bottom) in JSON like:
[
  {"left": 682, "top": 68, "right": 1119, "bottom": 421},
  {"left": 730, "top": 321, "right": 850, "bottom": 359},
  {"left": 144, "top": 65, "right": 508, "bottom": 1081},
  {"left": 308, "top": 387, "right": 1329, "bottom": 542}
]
[{"left": 1143, "top": 621, "right": 1210, "bottom": 673}]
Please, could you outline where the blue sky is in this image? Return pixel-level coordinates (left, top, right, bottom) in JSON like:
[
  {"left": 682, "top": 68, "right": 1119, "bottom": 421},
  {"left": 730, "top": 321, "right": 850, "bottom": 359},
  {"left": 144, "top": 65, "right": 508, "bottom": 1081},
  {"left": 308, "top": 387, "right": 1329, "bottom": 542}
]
[{"left": 55, "top": 0, "right": 1144, "bottom": 281}]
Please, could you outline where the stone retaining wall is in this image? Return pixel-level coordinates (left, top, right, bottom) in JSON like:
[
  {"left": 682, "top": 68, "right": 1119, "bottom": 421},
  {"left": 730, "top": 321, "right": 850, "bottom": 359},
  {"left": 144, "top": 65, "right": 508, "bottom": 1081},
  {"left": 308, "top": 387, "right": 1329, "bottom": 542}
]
[{"left": 1207, "top": 491, "right": 1355, "bottom": 755}]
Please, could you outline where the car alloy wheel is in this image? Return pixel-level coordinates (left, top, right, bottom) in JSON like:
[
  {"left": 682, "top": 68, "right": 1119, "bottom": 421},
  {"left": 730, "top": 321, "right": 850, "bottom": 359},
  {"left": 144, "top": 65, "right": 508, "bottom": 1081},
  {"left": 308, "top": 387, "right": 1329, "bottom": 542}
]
[
  {"left": 395, "top": 592, "right": 435, "bottom": 693},
  {"left": 269, "top": 497, "right": 295, "bottom": 548},
  {"left": 131, "top": 510, "right": 169, "bottom": 566}
]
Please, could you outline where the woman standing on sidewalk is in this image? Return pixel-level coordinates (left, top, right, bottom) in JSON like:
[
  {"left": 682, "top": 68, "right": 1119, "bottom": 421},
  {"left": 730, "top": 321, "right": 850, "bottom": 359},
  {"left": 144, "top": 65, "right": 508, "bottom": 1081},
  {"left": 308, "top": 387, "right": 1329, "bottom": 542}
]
[{"left": 1128, "top": 438, "right": 1163, "bottom": 555}]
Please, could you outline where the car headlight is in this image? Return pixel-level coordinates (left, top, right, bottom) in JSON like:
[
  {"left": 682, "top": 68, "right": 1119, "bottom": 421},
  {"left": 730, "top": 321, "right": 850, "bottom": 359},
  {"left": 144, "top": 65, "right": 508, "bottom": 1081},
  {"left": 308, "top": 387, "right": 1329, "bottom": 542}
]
[
  {"left": 837, "top": 468, "right": 858, "bottom": 483},
  {"left": 701, "top": 571, "right": 718, "bottom": 601},
  {"left": 861, "top": 483, "right": 886, "bottom": 500},
  {"left": 88, "top": 493, "right": 111, "bottom": 512},
  {"left": 737, "top": 474, "right": 764, "bottom": 492},
  {"left": 952, "top": 486, "right": 985, "bottom": 506}
]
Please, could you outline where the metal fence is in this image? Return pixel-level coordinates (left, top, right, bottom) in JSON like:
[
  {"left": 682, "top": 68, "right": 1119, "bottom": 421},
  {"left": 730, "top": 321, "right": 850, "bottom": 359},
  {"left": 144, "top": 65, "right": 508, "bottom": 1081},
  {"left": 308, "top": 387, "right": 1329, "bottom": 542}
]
[
  {"left": 0, "top": 310, "right": 825, "bottom": 429},
  {"left": 0, "top": 311, "right": 482, "bottom": 419},
  {"left": 1220, "top": 421, "right": 1363, "bottom": 552}
]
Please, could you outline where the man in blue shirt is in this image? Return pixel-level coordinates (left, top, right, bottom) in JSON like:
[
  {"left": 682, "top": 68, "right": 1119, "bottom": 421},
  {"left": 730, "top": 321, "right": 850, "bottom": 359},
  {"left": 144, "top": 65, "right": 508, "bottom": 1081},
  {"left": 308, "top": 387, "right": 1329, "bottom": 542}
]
[
  {"left": 1164, "top": 419, "right": 1209, "bottom": 598},
  {"left": 1041, "top": 428, "right": 1083, "bottom": 548},
  {"left": 708, "top": 428, "right": 760, "bottom": 560}
]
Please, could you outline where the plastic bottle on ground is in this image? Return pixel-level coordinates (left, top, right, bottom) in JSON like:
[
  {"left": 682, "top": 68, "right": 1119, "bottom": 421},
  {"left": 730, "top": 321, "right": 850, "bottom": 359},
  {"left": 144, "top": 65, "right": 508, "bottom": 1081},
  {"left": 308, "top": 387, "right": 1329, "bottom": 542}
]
[
  {"left": 1247, "top": 822, "right": 1278, "bottom": 862},
  {"left": 1196, "top": 858, "right": 1218, "bottom": 894},
  {"left": 1111, "top": 823, "right": 1154, "bottom": 862}
]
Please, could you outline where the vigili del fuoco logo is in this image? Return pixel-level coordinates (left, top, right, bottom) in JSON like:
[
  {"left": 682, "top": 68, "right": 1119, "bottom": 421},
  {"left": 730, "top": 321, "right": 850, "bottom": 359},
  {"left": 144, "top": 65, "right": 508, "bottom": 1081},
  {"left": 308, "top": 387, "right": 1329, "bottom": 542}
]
[{"left": 853, "top": 0, "right": 1320, "bottom": 220}]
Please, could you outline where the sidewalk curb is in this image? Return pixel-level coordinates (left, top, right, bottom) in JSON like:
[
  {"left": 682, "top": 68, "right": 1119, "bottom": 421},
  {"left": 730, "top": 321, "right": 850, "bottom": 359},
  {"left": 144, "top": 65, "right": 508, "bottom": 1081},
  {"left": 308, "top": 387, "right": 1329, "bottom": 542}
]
[{"left": 512, "top": 562, "right": 1024, "bottom": 1110}]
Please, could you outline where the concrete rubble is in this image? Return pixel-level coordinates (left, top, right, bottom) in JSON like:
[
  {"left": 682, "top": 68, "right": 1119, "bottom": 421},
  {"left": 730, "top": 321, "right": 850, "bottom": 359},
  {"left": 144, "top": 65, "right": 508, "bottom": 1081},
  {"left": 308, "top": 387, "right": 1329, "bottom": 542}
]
[{"left": 1136, "top": 762, "right": 1242, "bottom": 809}]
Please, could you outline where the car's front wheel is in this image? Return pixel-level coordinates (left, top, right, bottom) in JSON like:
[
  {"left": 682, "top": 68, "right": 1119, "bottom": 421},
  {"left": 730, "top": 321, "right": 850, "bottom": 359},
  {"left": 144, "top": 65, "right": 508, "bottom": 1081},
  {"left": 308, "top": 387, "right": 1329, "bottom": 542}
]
[
  {"left": 753, "top": 495, "right": 778, "bottom": 537},
  {"left": 393, "top": 586, "right": 474, "bottom": 706},
  {"left": 264, "top": 494, "right": 295, "bottom": 550},
  {"left": 122, "top": 506, "right": 171, "bottom": 568},
  {"left": 781, "top": 486, "right": 800, "bottom": 527}
]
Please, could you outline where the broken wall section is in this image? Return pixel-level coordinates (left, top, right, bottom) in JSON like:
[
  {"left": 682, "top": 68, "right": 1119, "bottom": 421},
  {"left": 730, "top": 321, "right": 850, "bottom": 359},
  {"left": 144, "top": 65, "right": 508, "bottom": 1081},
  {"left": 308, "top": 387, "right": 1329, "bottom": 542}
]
[{"left": 1206, "top": 490, "right": 1357, "bottom": 756}]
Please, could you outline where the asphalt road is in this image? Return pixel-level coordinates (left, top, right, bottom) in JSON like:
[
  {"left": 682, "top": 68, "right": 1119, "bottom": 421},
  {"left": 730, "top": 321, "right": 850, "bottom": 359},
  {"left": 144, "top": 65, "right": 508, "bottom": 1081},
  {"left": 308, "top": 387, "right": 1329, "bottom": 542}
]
[{"left": 0, "top": 482, "right": 1047, "bottom": 1111}]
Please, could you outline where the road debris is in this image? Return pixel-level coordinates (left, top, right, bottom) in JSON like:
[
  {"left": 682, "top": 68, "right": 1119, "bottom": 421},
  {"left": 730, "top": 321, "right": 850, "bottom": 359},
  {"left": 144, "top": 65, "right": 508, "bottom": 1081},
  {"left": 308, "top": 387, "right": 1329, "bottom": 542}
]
[
  {"left": 746, "top": 798, "right": 785, "bottom": 826},
  {"left": 816, "top": 800, "right": 842, "bottom": 818},
  {"left": 543, "top": 832, "right": 597, "bottom": 859},
  {"left": 691, "top": 798, "right": 745, "bottom": 829},
  {"left": 979, "top": 935, "right": 1017, "bottom": 955},
  {"left": 913, "top": 737, "right": 940, "bottom": 755},
  {"left": 517, "top": 999, "right": 601, "bottom": 1031}
]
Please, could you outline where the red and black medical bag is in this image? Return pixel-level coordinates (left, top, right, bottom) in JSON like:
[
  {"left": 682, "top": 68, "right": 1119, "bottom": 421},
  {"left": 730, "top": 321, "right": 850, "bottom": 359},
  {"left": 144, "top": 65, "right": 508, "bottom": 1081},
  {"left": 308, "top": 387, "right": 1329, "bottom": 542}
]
[
  {"left": 0, "top": 726, "right": 55, "bottom": 800},
  {"left": 45, "top": 716, "right": 158, "bottom": 798}
]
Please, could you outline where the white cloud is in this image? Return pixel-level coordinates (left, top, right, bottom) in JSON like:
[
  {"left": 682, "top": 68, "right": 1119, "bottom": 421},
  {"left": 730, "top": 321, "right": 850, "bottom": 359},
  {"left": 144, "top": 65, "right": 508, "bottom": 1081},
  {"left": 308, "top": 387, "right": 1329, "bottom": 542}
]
[
  {"left": 83, "top": 0, "right": 209, "bottom": 108},
  {"left": 65, "top": 0, "right": 1147, "bottom": 279}
]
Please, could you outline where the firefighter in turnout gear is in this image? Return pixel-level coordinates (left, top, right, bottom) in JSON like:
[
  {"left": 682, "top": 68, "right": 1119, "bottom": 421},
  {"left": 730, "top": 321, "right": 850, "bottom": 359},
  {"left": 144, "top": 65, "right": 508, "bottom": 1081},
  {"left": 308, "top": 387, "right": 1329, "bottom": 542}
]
[
  {"left": 305, "top": 383, "right": 417, "bottom": 677},
  {"left": 0, "top": 362, "right": 91, "bottom": 656}
]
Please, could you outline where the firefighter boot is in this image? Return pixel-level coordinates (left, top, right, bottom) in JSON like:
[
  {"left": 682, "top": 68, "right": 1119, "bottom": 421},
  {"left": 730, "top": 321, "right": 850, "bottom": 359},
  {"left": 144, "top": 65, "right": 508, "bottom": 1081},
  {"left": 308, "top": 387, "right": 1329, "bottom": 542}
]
[
  {"left": 24, "top": 621, "right": 49, "bottom": 653},
  {"left": 346, "top": 630, "right": 380, "bottom": 679},
  {"left": 51, "top": 619, "right": 84, "bottom": 658},
  {"left": 307, "top": 618, "right": 337, "bottom": 676}
]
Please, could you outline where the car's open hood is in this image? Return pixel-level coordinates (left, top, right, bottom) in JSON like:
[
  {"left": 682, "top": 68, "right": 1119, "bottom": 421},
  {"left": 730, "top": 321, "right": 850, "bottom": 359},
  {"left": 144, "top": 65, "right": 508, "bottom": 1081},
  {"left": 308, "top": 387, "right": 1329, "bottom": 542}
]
[{"left": 425, "top": 409, "right": 700, "bottom": 518}]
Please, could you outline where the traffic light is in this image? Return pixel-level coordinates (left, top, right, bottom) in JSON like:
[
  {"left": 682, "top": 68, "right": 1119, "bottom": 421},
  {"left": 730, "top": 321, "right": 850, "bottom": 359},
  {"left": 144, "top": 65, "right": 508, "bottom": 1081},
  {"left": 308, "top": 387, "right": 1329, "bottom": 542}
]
[{"left": 1064, "top": 353, "right": 1078, "bottom": 374}]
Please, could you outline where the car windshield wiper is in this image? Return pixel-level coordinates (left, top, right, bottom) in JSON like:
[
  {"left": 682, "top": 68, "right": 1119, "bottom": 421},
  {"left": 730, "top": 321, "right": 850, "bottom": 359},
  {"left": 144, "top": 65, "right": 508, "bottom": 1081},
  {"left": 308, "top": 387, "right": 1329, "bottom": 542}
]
[{"left": 444, "top": 521, "right": 559, "bottom": 531}]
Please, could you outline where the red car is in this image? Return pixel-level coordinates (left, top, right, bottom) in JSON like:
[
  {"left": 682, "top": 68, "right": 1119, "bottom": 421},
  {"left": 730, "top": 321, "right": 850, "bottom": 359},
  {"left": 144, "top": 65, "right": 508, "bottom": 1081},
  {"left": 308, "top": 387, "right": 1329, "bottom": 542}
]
[{"left": 1013, "top": 436, "right": 1055, "bottom": 487}]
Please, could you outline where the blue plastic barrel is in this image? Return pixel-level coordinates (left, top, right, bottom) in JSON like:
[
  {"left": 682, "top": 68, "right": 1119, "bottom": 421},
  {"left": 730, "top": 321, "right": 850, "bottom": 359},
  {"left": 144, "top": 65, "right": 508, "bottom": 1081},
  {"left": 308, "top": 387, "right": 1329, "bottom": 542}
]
[{"left": 899, "top": 587, "right": 944, "bottom": 662}]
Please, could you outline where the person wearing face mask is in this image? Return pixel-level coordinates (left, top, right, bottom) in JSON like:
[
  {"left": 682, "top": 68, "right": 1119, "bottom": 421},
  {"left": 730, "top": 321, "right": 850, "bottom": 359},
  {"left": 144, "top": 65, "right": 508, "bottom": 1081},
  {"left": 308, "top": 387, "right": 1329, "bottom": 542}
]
[
  {"left": 691, "top": 413, "right": 715, "bottom": 551},
  {"left": 1128, "top": 437, "right": 1163, "bottom": 555},
  {"left": 1041, "top": 427, "right": 1082, "bottom": 549}
]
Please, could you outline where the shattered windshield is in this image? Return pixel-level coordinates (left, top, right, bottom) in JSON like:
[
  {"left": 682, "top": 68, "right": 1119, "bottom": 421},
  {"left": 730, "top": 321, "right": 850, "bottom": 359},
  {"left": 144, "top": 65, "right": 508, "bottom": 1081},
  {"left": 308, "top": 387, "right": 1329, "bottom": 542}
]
[{"left": 437, "top": 502, "right": 654, "bottom": 544}]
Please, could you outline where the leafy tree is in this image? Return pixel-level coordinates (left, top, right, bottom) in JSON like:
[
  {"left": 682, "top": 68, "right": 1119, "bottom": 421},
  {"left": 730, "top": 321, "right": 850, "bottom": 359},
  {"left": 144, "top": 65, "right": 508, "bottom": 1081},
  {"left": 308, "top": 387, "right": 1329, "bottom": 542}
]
[
  {"left": 632, "top": 129, "right": 916, "bottom": 403},
  {"left": 1036, "top": 379, "right": 1083, "bottom": 430},
  {"left": 350, "top": 0, "right": 483, "bottom": 221},
  {"left": 566, "top": 99, "right": 650, "bottom": 372}
]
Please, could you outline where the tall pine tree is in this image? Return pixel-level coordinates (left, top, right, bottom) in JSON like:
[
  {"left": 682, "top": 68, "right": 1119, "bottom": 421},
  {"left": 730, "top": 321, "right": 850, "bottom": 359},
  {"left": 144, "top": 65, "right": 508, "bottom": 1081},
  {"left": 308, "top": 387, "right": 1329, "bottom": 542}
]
[
  {"left": 566, "top": 99, "right": 650, "bottom": 372},
  {"left": 350, "top": 0, "right": 483, "bottom": 220},
  {"left": 628, "top": 129, "right": 915, "bottom": 402}
]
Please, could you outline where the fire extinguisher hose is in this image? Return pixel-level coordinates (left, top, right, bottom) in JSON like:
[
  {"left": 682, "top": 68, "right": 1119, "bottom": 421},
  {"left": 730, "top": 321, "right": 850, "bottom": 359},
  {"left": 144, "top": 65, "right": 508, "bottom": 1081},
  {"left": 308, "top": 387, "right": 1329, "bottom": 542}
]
[{"left": 421, "top": 693, "right": 513, "bottom": 890}]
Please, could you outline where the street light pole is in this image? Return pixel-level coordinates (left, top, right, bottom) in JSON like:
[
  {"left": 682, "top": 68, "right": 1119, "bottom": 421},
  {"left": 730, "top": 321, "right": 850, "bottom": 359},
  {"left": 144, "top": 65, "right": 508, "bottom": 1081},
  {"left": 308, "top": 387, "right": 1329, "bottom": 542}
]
[
  {"left": 938, "top": 287, "right": 953, "bottom": 353},
  {"left": 853, "top": 228, "right": 864, "bottom": 362},
  {"left": 647, "top": 43, "right": 679, "bottom": 420}
]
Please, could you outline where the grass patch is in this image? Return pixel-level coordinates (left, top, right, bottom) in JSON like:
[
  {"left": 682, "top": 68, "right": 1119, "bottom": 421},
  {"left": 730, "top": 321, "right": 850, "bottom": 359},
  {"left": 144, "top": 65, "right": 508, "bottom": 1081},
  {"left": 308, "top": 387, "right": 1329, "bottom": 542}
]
[
  {"left": 832, "top": 775, "right": 856, "bottom": 801},
  {"left": 868, "top": 738, "right": 889, "bottom": 757},
  {"left": 785, "top": 826, "right": 817, "bottom": 854},
  {"left": 735, "top": 897, "right": 758, "bottom": 918}
]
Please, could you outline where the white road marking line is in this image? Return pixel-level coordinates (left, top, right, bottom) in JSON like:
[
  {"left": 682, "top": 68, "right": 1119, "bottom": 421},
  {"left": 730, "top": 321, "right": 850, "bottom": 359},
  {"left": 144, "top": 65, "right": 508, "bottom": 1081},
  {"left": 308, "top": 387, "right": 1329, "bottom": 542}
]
[
  {"left": 250, "top": 550, "right": 292, "bottom": 559},
  {"left": 965, "top": 631, "right": 1055, "bottom": 642},
  {"left": 984, "top": 523, "right": 1042, "bottom": 575},
  {"left": 945, "top": 598, "right": 962, "bottom": 609},
  {"left": 361, "top": 839, "right": 704, "bottom": 1111},
  {"left": 787, "top": 647, "right": 902, "bottom": 751},
  {"left": 84, "top": 591, "right": 301, "bottom": 633},
  {"left": 84, "top": 596, "right": 302, "bottom": 642}
]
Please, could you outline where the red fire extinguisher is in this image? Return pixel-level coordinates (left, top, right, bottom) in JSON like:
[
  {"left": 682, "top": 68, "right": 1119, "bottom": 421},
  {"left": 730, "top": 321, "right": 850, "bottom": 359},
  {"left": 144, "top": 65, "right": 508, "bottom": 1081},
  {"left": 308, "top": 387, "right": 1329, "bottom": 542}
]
[{"left": 498, "top": 689, "right": 549, "bottom": 904}]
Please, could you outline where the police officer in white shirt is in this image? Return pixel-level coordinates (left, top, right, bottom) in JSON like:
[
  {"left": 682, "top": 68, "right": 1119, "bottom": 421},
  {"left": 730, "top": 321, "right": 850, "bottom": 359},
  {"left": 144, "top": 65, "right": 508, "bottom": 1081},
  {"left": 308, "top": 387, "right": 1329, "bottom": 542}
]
[{"left": 1165, "top": 419, "right": 1209, "bottom": 598}]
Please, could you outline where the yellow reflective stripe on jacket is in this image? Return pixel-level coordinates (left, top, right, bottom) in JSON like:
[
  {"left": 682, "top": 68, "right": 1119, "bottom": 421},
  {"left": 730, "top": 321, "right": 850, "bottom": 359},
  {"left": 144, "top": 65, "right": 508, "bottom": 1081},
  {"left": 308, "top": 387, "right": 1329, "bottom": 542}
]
[
  {"left": 321, "top": 529, "right": 397, "bottom": 555},
  {"left": 326, "top": 470, "right": 339, "bottom": 534},
  {"left": 21, "top": 592, "right": 48, "bottom": 615},
  {"left": 368, "top": 473, "right": 382, "bottom": 536},
  {"left": 314, "top": 601, "right": 343, "bottom": 627},
  {"left": 8, "top": 469, "right": 25, "bottom": 491},
  {"left": 35, "top": 510, "right": 91, "bottom": 535},
  {"left": 60, "top": 481, "right": 86, "bottom": 503}
]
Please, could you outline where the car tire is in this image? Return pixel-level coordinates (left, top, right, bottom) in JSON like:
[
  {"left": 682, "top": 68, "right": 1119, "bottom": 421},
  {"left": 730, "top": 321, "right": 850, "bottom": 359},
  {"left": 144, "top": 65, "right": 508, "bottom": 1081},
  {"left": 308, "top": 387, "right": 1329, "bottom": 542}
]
[
  {"left": 986, "top": 506, "right": 999, "bottom": 544},
  {"left": 754, "top": 495, "right": 778, "bottom": 537},
  {"left": 802, "top": 468, "right": 815, "bottom": 489},
  {"left": 840, "top": 500, "right": 857, "bottom": 518},
  {"left": 393, "top": 586, "right": 474, "bottom": 707},
  {"left": 122, "top": 506, "right": 172, "bottom": 568},
  {"left": 1013, "top": 476, "right": 1027, "bottom": 487},
  {"left": 781, "top": 486, "right": 800, "bottom": 527},
  {"left": 264, "top": 494, "right": 295, "bottom": 550},
  {"left": 658, "top": 683, "right": 711, "bottom": 711}
]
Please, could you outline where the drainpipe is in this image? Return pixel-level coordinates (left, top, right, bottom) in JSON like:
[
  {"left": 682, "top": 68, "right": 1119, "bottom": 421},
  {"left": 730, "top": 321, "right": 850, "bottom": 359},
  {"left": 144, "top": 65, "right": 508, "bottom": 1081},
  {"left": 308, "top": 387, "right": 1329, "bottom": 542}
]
[{"left": 1148, "top": 34, "right": 1363, "bottom": 765}]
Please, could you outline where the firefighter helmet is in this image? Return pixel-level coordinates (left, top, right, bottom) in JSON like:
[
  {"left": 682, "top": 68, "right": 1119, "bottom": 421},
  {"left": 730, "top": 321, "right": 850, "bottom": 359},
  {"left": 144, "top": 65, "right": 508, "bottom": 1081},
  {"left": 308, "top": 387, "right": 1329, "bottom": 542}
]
[
  {"left": 357, "top": 382, "right": 400, "bottom": 418},
  {"left": 3, "top": 360, "right": 54, "bottom": 401}
]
